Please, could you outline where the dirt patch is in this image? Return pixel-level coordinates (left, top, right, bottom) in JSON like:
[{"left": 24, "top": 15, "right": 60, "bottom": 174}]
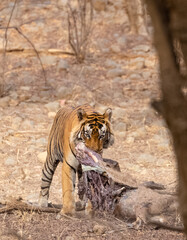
[
  {"left": 0, "top": 211, "right": 185, "bottom": 240},
  {"left": 0, "top": 0, "right": 183, "bottom": 239}
]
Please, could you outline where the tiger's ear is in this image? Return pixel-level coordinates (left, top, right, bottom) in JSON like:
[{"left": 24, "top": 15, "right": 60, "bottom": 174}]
[
  {"left": 103, "top": 108, "right": 112, "bottom": 121},
  {"left": 77, "top": 108, "right": 87, "bottom": 121}
]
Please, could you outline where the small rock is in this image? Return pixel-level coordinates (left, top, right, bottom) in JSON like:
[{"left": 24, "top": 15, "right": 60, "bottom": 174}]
[
  {"left": 57, "top": 59, "right": 69, "bottom": 71},
  {"left": 101, "top": 48, "right": 110, "bottom": 54},
  {"left": 142, "top": 71, "right": 152, "bottom": 79},
  {"left": 0, "top": 96, "right": 10, "bottom": 108},
  {"left": 9, "top": 99, "right": 19, "bottom": 107},
  {"left": 118, "top": 101, "right": 129, "bottom": 108},
  {"left": 130, "top": 57, "right": 145, "bottom": 69},
  {"left": 105, "top": 59, "right": 119, "bottom": 69},
  {"left": 138, "top": 153, "right": 156, "bottom": 164},
  {"left": 117, "top": 36, "right": 126, "bottom": 45},
  {"left": 40, "top": 90, "right": 51, "bottom": 98},
  {"left": 12, "top": 116, "right": 22, "bottom": 129},
  {"left": 110, "top": 44, "right": 121, "bottom": 53},
  {"left": 45, "top": 101, "right": 60, "bottom": 112},
  {"left": 129, "top": 73, "right": 142, "bottom": 80},
  {"left": 41, "top": 55, "right": 58, "bottom": 65},
  {"left": 133, "top": 45, "right": 150, "bottom": 52},
  {"left": 92, "top": 0, "right": 107, "bottom": 11},
  {"left": 82, "top": 66, "right": 93, "bottom": 75},
  {"left": 73, "top": 85, "right": 83, "bottom": 94},
  {"left": 18, "top": 102, "right": 26, "bottom": 108},
  {"left": 113, "top": 107, "right": 127, "bottom": 119},
  {"left": 93, "top": 224, "right": 106, "bottom": 235},
  {"left": 116, "top": 131, "right": 127, "bottom": 138},
  {"left": 65, "top": 237, "right": 75, "bottom": 240},
  {"left": 114, "top": 121, "right": 127, "bottom": 132},
  {"left": 20, "top": 86, "right": 31, "bottom": 91},
  {"left": 48, "top": 112, "right": 56, "bottom": 118},
  {"left": 145, "top": 58, "right": 157, "bottom": 68},
  {"left": 9, "top": 91, "right": 18, "bottom": 100},
  {"left": 7, "top": 129, "right": 14, "bottom": 135},
  {"left": 112, "top": 77, "right": 122, "bottom": 83},
  {"left": 121, "top": 78, "right": 131, "bottom": 84},
  {"left": 126, "top": 136, "right": 134, "bottom": 144},
  {"left": 75, "top": 97, "right": 88, "bottom": 106},
  {"left": 57, "top": 0, "right": 68, "bottom": 7},
  {"left": 113, "top": 33, "right": 119, "bottom": 38},
  {"left": 107, "top": 68, "right": 126, "bottom": 78},
  {"left": 113, "top": 91, "right": 123, "bottom": 99},
  {"left": 95, "top": 104, "right": 108, "bottom": 114},
  {"left": 14, "top": 59, "right": 28, "bottom": 68},
  {"left": 86, "top": 91, "right": 94, "bottom": 100},
  {"left": 56, "top": 86, "right": 71, "bottom": 99},
  {"left": 22, "top": 119, "right": 35, "bottom": 129},
  {"left": 154, "top": 134, "right": 170, "bottom": 144},
  {"left": 36, "top": 138, "right": 47, "bottom": 146},
  {"left": 47, "top": 78, "right": 56, "bottom": 88},
  {"left": 37, "top": 151, "right": 47, "bottom": 163},
  {"left": 27, "top": 193, "right": 40, "bottom": 203},
  {"left": 29, "top": 95, "right": 41, "bottom": 102},
  {"left": 153, "top": 119, "right": 166, "bottom": 127},
  {"left": 5, "top": 156, "right": 16, "bottom": 166},
  {"left": 19, "top": 93, "right": 31, "bottom": 102},
  {"left": 136, "top": 127, "right": 147, "bottom": 137},
  {"left": 0, "top": 38, "right": 3, "bottom": 49},
  {"left": 22, "top": 75, "right": 34, "bottom": 85},
  {"left": 28, "top": 146, "right": 36, "bottom": 153}
]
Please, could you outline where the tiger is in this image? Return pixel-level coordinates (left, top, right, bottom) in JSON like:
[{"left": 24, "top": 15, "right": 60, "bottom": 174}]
[{"left": 39, "top": 104, "right": 114, "bottom": 216}]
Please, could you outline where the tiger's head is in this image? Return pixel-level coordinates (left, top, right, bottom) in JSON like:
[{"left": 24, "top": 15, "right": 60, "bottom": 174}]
[{"left": 74, "top": 108, "right": 114, "bottom": 154}]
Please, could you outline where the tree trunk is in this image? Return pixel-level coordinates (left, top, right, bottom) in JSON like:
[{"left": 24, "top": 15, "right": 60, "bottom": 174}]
[{"left": 144, "top": 0, "right": 187, "bottom": 235}]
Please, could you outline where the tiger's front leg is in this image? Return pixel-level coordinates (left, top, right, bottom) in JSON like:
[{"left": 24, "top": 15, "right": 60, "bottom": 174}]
[{"left": 61, "top": 159, "right": 76, "bottom": 216}]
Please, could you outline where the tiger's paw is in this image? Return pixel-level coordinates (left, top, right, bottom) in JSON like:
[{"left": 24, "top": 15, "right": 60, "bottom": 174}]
[
  {"left": 38, "top": 192, "right": 48, "bottom": 207},
  {"left": 58, "top": 208, "right": 81, "bottom": 220},
  {"left": 60, "top": 207, "right": 76, "bottom": 217}
]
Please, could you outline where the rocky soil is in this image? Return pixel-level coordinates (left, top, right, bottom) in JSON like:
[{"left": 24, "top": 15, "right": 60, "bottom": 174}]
[{"left": 0, "top": 1, "right": 184, "bottom": 239}]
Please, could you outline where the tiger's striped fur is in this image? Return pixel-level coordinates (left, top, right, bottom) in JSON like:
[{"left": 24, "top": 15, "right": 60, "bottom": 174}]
[{"left": 39, "top": 104, "right": 114, "bottom": 215}]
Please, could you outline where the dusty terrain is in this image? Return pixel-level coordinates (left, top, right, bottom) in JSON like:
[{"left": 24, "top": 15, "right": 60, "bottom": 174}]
[{"left": 0, "top": 1, "right": 185, "bottom": 239}]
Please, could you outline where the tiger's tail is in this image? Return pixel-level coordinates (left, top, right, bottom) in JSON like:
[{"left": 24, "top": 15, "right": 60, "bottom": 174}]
[{"left": 39, "top": 155, "right": 59, "bottom": 207}]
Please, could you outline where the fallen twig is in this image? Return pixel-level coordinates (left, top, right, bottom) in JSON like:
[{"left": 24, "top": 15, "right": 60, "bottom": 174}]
[
  {"left": 0, "top": 199, "right": 61, "bottom": 214},
  {"left": 67, "top": 0, "right": 93, "bottom": 63},
  {"left": 0, "top": 46, "right": 75, "bottom": 56}
]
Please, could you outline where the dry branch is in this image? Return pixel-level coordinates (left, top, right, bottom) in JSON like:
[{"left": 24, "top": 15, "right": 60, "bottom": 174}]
[
  {"left": 67, "top": 0, "right": 93, "bottom": 63},
  {"left": 0, "top": 199, "right": 60, "bottom": 214},
  {"left": 0, "top": 47, "right": 75, "bottom": 56}
]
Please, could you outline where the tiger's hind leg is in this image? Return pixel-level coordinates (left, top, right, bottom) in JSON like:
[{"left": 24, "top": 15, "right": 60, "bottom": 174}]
[{"left": 38, "top": 155, "right": 59, "bottom": 207}]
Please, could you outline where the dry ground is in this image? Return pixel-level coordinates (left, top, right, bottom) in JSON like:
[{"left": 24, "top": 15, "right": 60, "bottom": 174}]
[{"left": 0, "top": 1, "right": 185, "bottom": 239}]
